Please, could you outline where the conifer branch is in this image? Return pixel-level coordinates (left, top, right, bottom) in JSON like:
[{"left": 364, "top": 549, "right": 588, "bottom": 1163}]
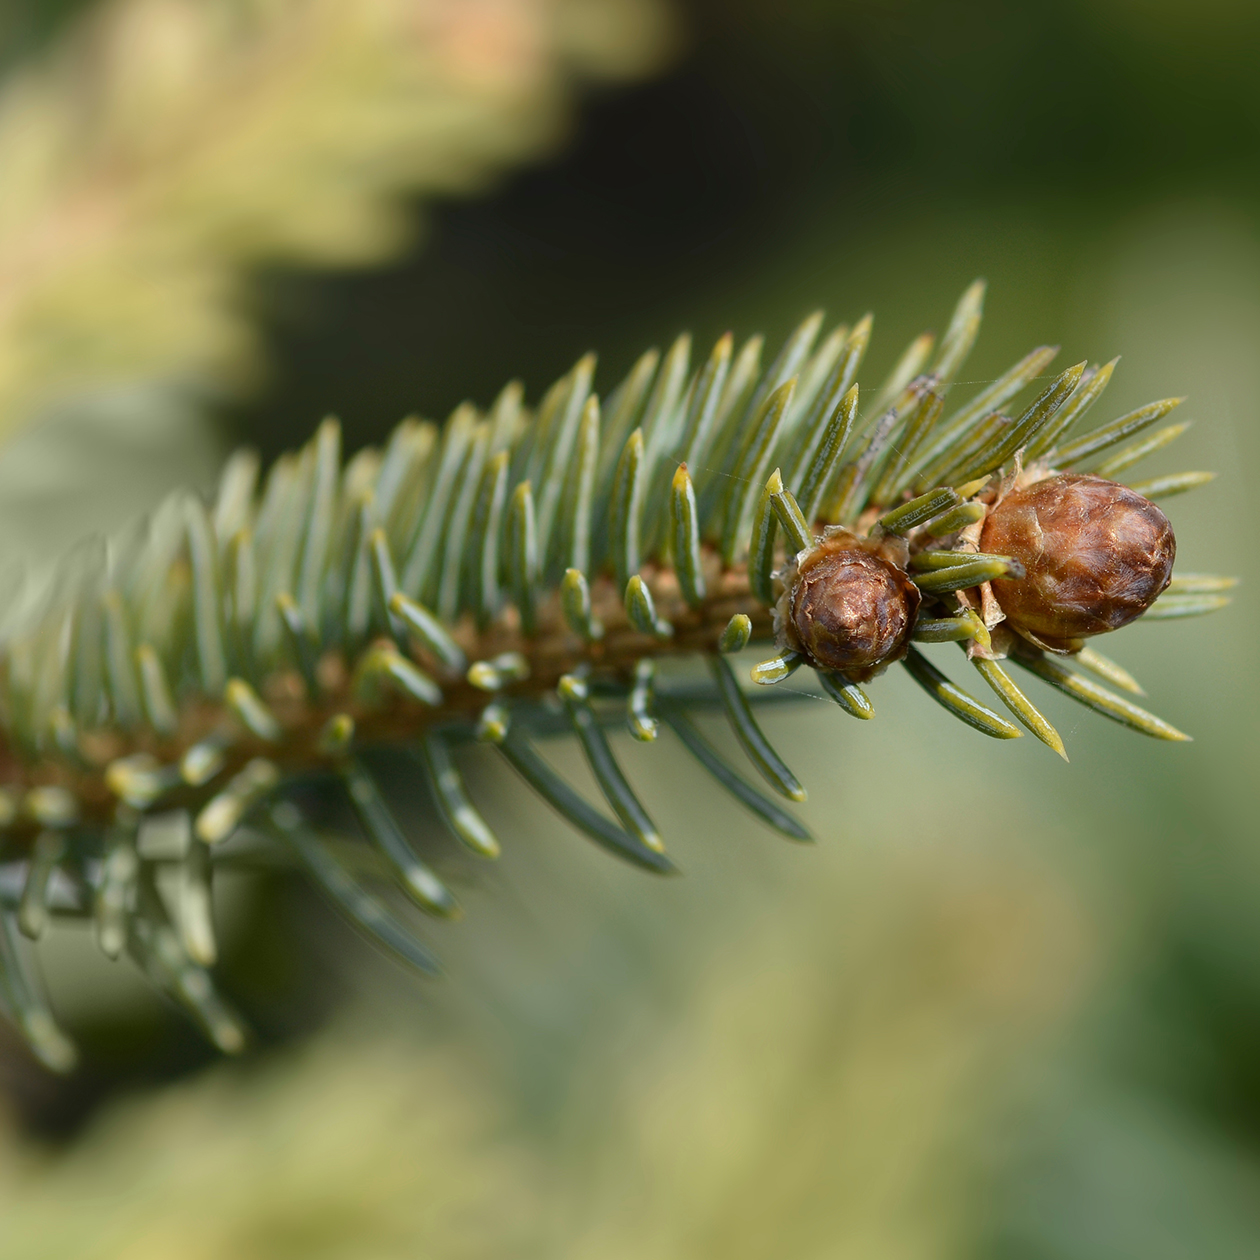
[{"left": 0, "top": 281, "right": 1233, "bottom": 1069}]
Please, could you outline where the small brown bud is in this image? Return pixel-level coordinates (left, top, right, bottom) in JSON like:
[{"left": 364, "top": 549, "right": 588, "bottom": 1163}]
[
  {"left": 980, "top": 473, "right": 1175, "bottom": 650},
  {"left": 782, "top": 533, "right": 920, "bottom": 679}
]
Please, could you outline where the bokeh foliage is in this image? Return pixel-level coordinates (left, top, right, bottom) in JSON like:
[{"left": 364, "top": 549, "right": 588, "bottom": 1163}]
[{"left": 0, "top": 0, "right": 674, "bottom": 565}]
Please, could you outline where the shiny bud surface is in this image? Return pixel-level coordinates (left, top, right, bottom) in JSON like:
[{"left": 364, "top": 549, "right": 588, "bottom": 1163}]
[
  {"left": 981, "top": 473, "right": 1175, "bottom": 649},
  {"left": 788, "top": 540, "right": 920, "bottom": 677}
]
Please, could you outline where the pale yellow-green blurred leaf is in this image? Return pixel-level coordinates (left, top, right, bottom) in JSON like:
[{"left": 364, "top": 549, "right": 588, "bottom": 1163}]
[
  {"left": 0, "top": 1028, "right": 538, "bottom": 1260},
  {"left": 0, "top": 0, "right": 675, "bottom": 564}
]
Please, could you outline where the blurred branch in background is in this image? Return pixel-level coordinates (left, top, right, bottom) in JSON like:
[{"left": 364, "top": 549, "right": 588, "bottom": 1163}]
[{"left": 0, "top": 0, "right": 674, "bottom": 564}]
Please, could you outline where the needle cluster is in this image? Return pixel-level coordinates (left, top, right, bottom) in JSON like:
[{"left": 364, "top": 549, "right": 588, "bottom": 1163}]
[{"left": 0, "top": 281, "right": 1234, "bottom": 1073}]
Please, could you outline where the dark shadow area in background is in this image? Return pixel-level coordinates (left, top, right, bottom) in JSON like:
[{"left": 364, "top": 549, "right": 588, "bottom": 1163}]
[
  {"left": 235, "top": 19, "right": 833, "bottom": 456},
  {"left": 233, "top": 0, "right": 1260, "bottom": 459},
  {"left": 0, "top": 0, "right": 93, "bottom": 69}
]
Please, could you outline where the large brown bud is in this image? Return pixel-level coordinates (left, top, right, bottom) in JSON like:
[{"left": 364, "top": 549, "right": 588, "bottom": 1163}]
[
  {"left": 980, "top": 473, "right": 1175, "bottom": 650},
  {"left": 784, "top": 535, "right": 920, "bottom": 679}
]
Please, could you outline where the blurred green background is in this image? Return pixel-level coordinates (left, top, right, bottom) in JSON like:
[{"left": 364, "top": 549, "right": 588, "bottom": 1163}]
[{"left": 2, "top": 0, "right": 1260, "bottom": 1256}]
